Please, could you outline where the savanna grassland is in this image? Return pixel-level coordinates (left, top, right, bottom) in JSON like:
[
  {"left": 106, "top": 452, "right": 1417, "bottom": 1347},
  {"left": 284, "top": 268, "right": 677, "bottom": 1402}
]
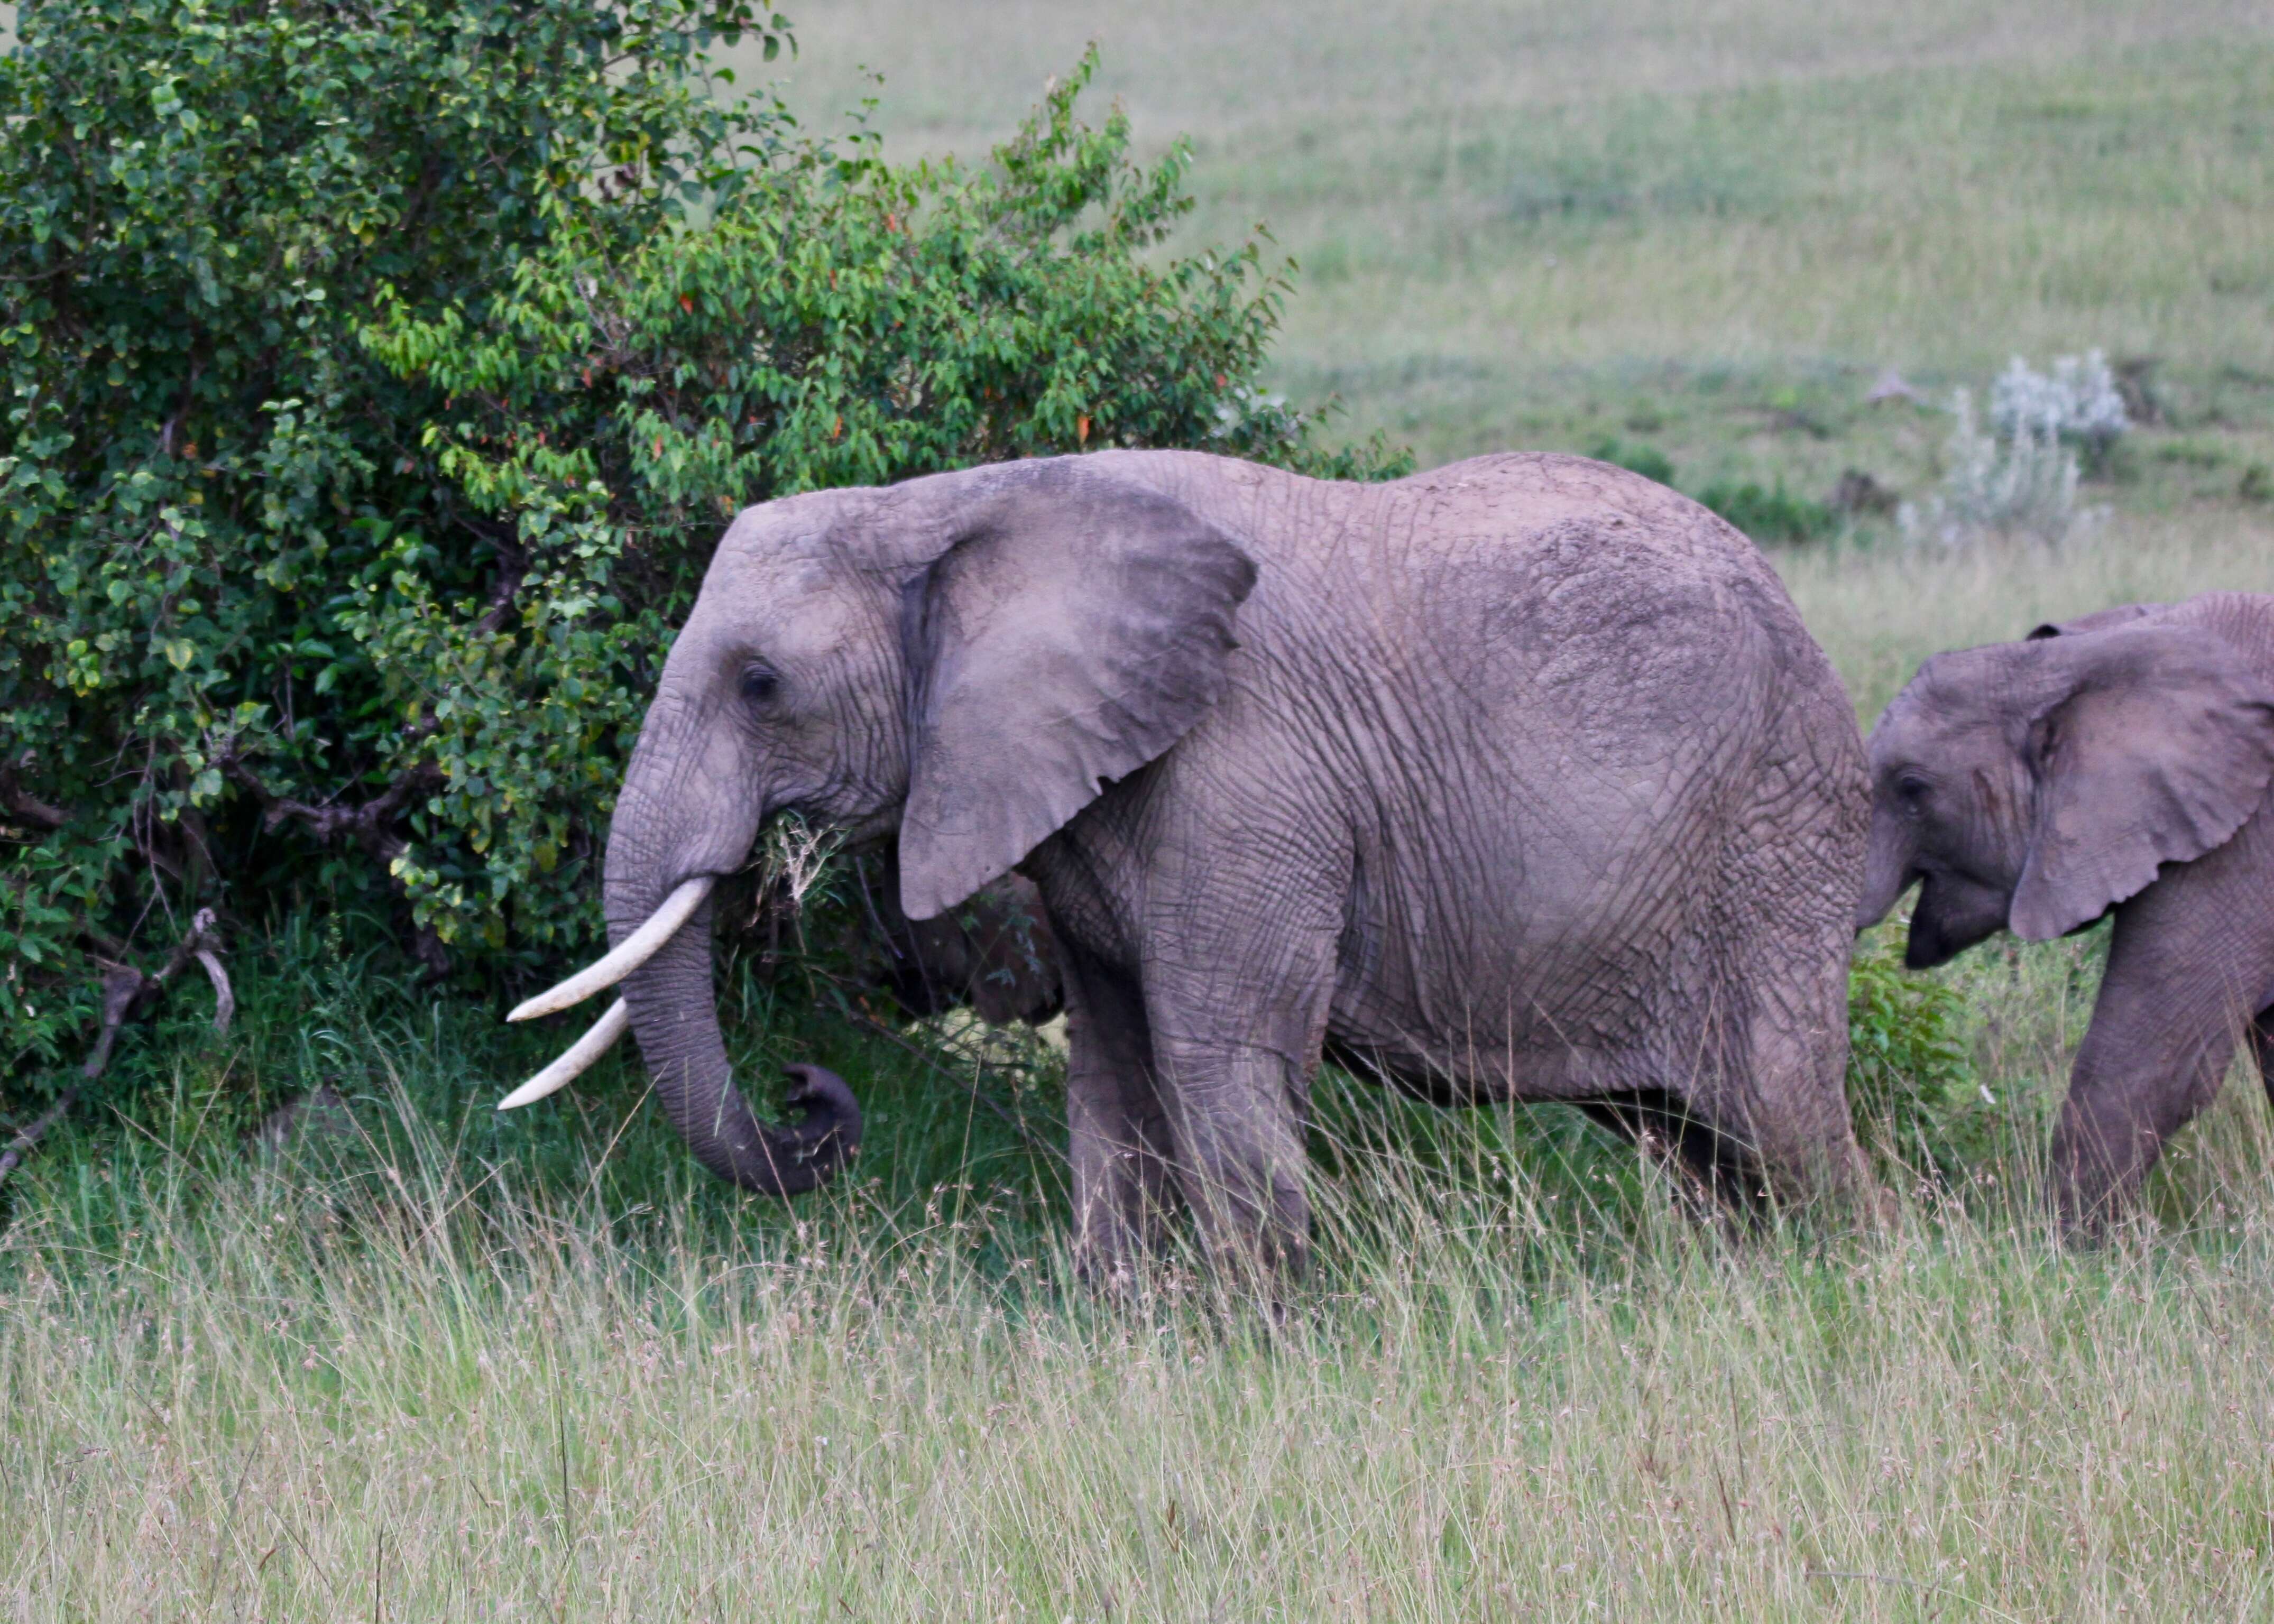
[{"left": 6, "top": 3, "right": 2274, "bottom": 1619}]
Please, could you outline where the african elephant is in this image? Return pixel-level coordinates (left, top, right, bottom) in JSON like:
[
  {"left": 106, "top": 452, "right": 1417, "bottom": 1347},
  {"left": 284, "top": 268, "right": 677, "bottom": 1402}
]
[
  {"left": 1856, "top": 592, "right": 2274, "bottom": 1226},
  {"left": 509, "top": 450, "right": 1874, "bottom": 1276}
]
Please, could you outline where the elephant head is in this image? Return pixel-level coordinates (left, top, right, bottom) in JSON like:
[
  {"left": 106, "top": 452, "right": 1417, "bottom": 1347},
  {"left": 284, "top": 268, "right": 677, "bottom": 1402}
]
[
  {"left": 502, "top": 457, "right": 1255, "bottom": 1194},
  {"left": 1857, "top": 617, "right": 2274, "bottom": 966}
]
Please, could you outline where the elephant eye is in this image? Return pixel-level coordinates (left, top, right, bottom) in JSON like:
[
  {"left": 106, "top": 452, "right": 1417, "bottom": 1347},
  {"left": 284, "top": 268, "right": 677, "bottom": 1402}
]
[
  {"left": 1894, "top": 774, "right": 1931, "bottom": 814},
  {"left": 739, "top": 663, "right": 781, "bottom": 706}
]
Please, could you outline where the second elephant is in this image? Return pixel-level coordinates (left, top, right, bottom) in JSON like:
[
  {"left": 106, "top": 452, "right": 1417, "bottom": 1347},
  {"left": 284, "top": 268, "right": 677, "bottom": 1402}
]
[{"left": 1858, "top": 592, "right": 2274, "bottom": 1225}]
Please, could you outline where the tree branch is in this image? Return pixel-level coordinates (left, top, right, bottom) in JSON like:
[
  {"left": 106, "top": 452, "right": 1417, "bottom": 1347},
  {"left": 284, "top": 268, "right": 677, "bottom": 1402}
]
[
  {"left": 2, "top": 909, "right": 234, "bottom": 1192},
  {"left": 222, "top": 751, "right": 442, "bottom": 865},
  {"left": 474, "top": 553, "right": 529, "bottom": 636},
  {"left": 220, "top": 747, "right": 451, "bottom": 977},
  {"left": 0, "top": 1087, "right": 81, "bottom": 1189},
  {"left": 82, "top": 906, "right": 232, "bottom": 1074},
  {"left": 0, "top": 753, "right": 68, "bottom": 832}
]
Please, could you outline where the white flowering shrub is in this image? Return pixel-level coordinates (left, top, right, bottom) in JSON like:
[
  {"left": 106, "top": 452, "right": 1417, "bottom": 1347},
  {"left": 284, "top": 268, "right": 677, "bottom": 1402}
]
[
  {"left": 1900, "top": 388, "right": 2090, "bottom": 549},
  {"left": 1899, "top": 349, "right": 2126, "bottom": 550},
  {"left": 1988, "top": 350, "right": 2130, "bottom": 464}
]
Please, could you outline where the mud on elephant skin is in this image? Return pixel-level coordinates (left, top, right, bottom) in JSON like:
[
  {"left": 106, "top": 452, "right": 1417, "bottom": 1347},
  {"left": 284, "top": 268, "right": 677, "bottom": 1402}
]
[
  {"left": 1858, "top": 592, "right": 2274, "bottom": 1228},
  {"left": 513, "top": 449, "right": 1876, "bottom": 1277}
]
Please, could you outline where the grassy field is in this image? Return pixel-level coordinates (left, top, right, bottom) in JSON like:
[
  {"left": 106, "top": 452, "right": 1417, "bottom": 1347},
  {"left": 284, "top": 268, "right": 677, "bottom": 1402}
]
[
  {"left": 9, "top": 2, "right": 2274, "bottom": 1618},
  {"left": 5, "top": 933, "right": 2274, "bottom": 1621},
  {"left": 770, "top": 0, "right": 2274, "bottom": 483}
]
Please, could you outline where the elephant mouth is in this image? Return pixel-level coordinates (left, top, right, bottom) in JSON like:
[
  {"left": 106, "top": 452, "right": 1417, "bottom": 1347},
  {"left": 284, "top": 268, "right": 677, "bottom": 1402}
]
[{"left": 1903, "top": 870, "right": 2010, "bottom": 969}]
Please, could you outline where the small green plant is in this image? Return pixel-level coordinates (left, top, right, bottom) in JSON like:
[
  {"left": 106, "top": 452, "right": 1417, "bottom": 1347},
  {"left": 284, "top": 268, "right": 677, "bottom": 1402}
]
[
  {"left": 1846, "top": 926, "right": 1985, "bottom": 1178},
  {"left": 2240, "top": 463, "right": 2273, "bottom": 504},
  {"left": 1583, "top": 436, "right": 1675, "bottom": 485},
  {"left": 1695, "top": 477, "right": 1837, "bottom": 543}
]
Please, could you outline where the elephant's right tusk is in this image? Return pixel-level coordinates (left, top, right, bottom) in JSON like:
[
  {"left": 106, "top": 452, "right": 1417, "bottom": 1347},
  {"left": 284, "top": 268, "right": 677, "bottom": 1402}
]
[
  {"left": 498, "top": 999, "right": 631, "bottom": 1111},
  {"left": 506, "top": 874, "right": 715, "bottom": 1022}
]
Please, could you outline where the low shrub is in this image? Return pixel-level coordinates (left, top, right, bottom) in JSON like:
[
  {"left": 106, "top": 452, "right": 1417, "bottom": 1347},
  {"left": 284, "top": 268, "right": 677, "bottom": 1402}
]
[
  {"left": 1846, "top": 926, "right": 1988, "bottom": 1180},
  {"left": 1990, "top": 349, "right": 2130, "bottom": 474},
  {"left": 1695, "top": 476, "right": 1838, "bottom": 543},
  {"left": 1900, "top": 387, "right": 2089, "bottom": 549},
  {"left": 0, "top": 4, "right": 1402, "bottom": 1116},
  {"left": 1583, "top": 435, "right": 1675, "bottom": 486}
]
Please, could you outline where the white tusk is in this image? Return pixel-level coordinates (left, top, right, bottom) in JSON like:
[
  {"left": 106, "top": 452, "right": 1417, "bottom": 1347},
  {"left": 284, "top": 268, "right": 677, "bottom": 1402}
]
[
  {"left": 506, "top": 875, "right": 715, "bottom": 1022},
  {"left": 498, "top": 999, "right": 630, "bottom": 1111}
]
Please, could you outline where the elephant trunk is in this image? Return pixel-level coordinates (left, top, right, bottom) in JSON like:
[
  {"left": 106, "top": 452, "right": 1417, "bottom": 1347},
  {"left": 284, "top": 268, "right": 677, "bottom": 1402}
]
[
  {"left": 596, "top": 697, "right": 860, "bottom": 1195},
  {"left": 613, "top": 890, "right": 859, "bottom": 1196},
  {"left": 1854, "top": 804, "right": 1918, "bottom": 932}
]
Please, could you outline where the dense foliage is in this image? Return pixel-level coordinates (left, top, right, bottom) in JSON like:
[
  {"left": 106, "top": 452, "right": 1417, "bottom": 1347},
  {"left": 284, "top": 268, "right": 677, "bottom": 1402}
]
[{"left": 0, "top": 1, "right": 1401, "bottom": 1106}]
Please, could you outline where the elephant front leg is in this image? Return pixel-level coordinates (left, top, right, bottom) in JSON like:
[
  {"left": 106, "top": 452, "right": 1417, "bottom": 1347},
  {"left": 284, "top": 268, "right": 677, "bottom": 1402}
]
[
  {"left": 2049, "top": 898, "right": 2266, "bottom": 1232},
  {"left": 1149, "top": 1034, "right": 1316, "bottom": 1286},
  {"left": 1060, "top": 948, "right": 1176, "bottom": 1286}
]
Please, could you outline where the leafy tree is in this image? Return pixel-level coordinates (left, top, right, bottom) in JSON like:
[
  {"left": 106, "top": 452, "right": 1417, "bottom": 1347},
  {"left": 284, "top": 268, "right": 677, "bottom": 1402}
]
[{"left": 0, "top": 2, "right": 1402, "bottom": 1114}]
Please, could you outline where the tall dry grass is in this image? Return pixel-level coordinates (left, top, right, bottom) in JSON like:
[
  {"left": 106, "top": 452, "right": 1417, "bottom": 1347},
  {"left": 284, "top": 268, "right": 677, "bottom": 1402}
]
[{"left": 5, "top": 1053, "right": 2272, "bottom": 1621}]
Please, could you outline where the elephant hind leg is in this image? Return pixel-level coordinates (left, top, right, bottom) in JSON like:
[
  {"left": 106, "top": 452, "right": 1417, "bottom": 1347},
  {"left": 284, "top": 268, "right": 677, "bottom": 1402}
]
[
  {"left": 2251, "top": 1007, "right": 2274, "bottom": 1114},
  {"left": 1578, "top": 1090, "right": 1766, "bottom": 1222},
  {"left": 1687, "top": 772, "right": 1882, "bottom": 1223}
]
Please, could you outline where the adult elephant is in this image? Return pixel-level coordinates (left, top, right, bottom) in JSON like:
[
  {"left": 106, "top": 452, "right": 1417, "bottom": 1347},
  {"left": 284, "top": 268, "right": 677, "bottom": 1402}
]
[
  {"left": 1856, "top": 592, "right": 2274, "bottom": 1228},
  {"left": 510, "top": 450, "right": 1873, "bottom": 1277}
]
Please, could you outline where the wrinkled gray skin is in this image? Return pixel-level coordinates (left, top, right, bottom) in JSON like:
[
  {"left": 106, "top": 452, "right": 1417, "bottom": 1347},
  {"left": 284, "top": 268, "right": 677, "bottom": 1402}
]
[
  {"left": 1858, "top": 593, "right": 2274, "bottom": 1228},
  {"left": 604, "top": 450, "right": 1872, "bottom": 1276}
]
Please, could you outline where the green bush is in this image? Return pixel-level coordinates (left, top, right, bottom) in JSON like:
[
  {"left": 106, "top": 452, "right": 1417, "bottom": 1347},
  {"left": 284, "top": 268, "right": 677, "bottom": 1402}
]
[
  {"left": 1695, "top": 476, "right": 1837, "bottom": 543},
  {"left": 0, "top": 3, "right": 1402, "bottom": 1111},
  {"left": 1583, "top": 436, "right": 1675, "bottom": 486},
  {"left": 1846, "top": 927, "right": 1984, "bottom": 1180}
]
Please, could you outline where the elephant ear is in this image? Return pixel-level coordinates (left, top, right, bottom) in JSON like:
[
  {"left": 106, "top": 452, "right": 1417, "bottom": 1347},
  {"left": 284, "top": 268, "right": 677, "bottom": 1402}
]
[
  {"left": 896, "top": 462, "right": 1257, "bottom": 921},
  {"left": 2011, "top": 625, "right": 2274, "bottom": 940},
  {"left": 2024, "top": 602, "right": 2158, "bottom": 641}
]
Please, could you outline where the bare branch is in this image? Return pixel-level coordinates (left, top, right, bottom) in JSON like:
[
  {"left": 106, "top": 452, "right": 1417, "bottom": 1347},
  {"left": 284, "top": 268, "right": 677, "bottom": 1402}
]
[
  {"left": 0, "top": 1087, "right": 82, "bottom": 1189},
  {"left": 222, "top": 751, "right": 442, "bottom": 866},
  {"left": 0, "top": 753, "right": 68, "bottom": 832},
  {"left": 79, "top": 907, "right": 231, "bottom": 1082},
  {"left": 5, "top": 907, "right": 240, "bottom": 1193},
  {"left": 80, "top": 964, "right": 150, "bottom": 1081},
  {"left": 194, "top": 948, "right": 235, "bottom": 1035}
]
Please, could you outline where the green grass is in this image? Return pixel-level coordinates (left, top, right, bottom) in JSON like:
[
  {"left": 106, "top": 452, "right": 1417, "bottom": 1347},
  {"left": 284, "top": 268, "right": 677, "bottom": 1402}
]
[
  {"left": 11, "top": 1, "right": 2274, "bottom": 1616},
  {"left": 767, "top": 0, "right": 2274, "bottom": 487},
  {"left": 1787, "top": 506, "right": 2274, "bottom": 721}
]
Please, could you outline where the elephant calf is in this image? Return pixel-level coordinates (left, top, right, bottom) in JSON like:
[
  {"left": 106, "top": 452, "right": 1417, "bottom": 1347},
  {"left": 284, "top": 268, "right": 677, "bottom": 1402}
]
[
  {"left": 511, "top": 450, "right": 1874, "bottom": 1277},
  {"left": 1858, "top": 593, "right": 2274, "bottom": 1225}
]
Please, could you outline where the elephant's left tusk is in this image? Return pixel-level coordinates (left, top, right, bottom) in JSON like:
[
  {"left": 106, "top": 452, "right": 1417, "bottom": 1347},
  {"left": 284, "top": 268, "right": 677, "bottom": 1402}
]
[
  {"left": 498, "top": 999, "right": 631, "bottom": 1111},
  {"left": 507, "top": 874, "right": 715, "bottom": 1022}
]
